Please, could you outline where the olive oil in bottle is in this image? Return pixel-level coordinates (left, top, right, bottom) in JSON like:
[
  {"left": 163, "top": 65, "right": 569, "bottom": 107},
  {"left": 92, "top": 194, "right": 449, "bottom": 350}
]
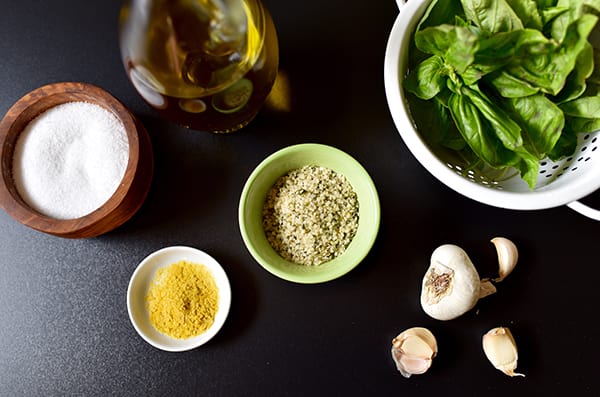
[{"left": 119, "top": 0, "right": 278, "bottom": 133}]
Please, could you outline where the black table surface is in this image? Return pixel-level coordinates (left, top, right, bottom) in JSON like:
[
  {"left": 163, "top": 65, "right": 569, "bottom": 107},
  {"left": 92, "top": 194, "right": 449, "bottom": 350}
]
[{"left": 1, "top": 0, "right": 599, "bottom": 395}]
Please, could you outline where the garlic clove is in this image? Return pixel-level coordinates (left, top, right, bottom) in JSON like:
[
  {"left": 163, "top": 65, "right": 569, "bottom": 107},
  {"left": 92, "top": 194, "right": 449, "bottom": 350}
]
[
  {"left": 490, "top": 237, "right": 518, "bottom": 282},
  {"left": 391, "top": 327, "right": 437, "bottom": 378},
  {"left": 479, "top": 279, "right": 497, "bottom": 299},
  {"left": 482, "top": 327, "right": 525, "bottom": 377},
  {"left": 420, "top": 244, "right": 483, "bottom": 321}
]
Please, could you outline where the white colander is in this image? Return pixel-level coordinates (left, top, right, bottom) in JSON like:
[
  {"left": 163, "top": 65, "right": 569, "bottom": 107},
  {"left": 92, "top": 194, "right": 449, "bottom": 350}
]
[{"left": 384, "top": 0, "right": 600, "bottom": 221}]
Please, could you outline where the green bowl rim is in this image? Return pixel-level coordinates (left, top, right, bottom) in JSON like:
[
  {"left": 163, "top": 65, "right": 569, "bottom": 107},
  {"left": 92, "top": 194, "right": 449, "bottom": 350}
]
[{"left": 238, "top": 143, "right": 381, "bottom": 284}]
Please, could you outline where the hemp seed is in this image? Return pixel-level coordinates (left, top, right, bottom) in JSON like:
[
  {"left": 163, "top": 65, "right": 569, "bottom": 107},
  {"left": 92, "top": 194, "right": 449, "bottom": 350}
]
[{"left": 262, "top": 165, "right": 359, "bottom": 266}]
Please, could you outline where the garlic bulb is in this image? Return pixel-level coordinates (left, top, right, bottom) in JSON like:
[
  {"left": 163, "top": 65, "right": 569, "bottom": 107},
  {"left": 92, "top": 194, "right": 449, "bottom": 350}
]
[
  {"left": 391, "top": 327, "right": 437, "bottom": 378},
  {"left": 490, "top": 237, "right": 518, "bottom": 282},
  {"left": 482, "top": 327, "right": 525, "bottom": 377},
  {"left": 420, "top": 244, "right": 495, "bottom": 321}
]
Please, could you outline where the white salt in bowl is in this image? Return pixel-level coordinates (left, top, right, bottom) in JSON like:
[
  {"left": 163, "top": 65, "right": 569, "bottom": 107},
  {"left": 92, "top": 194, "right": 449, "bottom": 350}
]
[
  {"left": 127, "top": 246, "right": 232, "bottom": 352},
  {"left": 0, "top": 82, "right": 154, "bottom": 238}
]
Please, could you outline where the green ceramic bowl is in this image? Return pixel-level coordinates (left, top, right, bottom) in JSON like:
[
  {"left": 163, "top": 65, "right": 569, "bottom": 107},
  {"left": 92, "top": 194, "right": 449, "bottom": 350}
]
[{"left": 238, "top": 143, "right": 380, "bottom": 284}]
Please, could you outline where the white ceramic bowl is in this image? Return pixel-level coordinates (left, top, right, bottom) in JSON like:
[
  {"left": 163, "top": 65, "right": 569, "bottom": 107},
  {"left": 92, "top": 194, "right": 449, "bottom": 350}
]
[{"left": 127, "top": 246, "right": 232, "bottom": 352}]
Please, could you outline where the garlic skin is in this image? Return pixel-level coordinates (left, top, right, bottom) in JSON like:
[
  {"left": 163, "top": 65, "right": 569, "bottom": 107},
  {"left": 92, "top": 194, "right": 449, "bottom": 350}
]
[
  {"left": 421, "top": 244, "right": 489, "bottom": 321},
  {"left": 482, "top": 327, "right": 525, "bottom": 377},
  {"left": 490, "top": 237, "right": 518, "bottom": 282},
  {"left": 391, "top": 327, "right": 437, "bottom": 378}
]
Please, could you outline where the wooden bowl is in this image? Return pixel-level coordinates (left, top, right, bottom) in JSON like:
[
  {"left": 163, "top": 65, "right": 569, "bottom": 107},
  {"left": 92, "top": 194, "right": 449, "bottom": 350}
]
[{"left": 0, "top": 82, "right": 154, "bottom": 238}]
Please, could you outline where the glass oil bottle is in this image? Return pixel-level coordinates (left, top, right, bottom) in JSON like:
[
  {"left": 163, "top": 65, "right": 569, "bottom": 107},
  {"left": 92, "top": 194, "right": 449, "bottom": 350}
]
[{"left": 119, "top": 0, "right": 279, "bottom": 133}]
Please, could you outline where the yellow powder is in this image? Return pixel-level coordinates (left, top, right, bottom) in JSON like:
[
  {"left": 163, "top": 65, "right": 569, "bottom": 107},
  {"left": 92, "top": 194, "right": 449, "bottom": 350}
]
[{"left": 146, "top": 260, "right": 219, "bottom": 339}]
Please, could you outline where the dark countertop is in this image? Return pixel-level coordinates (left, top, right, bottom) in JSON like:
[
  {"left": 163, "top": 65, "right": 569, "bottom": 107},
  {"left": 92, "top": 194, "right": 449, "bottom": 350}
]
[{"left": 1, "top": 0, "right": 599, "bottom": 395}]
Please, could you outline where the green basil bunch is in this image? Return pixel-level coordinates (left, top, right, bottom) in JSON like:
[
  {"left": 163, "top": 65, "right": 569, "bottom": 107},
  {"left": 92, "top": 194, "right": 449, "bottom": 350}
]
[{"left": 405, "top": 0, "right": 600, "bottom": 189}]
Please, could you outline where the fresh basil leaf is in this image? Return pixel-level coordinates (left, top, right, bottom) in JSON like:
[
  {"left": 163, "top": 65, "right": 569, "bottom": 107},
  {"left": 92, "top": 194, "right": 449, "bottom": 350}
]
[
  {"left": 486, "top": 70, "right": 540, "bottom": 97},
  {"left": 505, "top": 0, "right": 544, "bottom": 29},
  {"left": 551, "top": 0, "right": 600, "bottom": 41},
  {"left": 436, "top": 86, "right": 452, "bottom": 107},
  {"left": 414, "top": 24, "right": 461, "bottom": 57},
  {"left": 508, "top": 14, "right": 598, "bottom": 95},
  {"left": 513, "top": 28, "right": 555, "bottom": 54},
  {"left": 445, "top": 28, "right": 482, "bottom": 73},
  {"left": 459, "top": 84, "right": 544, "bottom": 189},
  {"left": 582, "top": 81, "right": 600, "bottom": 97},
  {"left": 582, "top": 0, "right": 600, "bottom": 12},
  {"left": 461, "top": 30, "right": 523, "bottom": 84},
  {"left": 586, "top": 48, "right": 600, "bottom": 85},
  {"left": 415, "top": 25, "right": 481, "bottom": 74},
  {"left": 461, "top": 84, "right": 523, "bottom": 151},
  {"left": 490, "top": 31, "right": 553, "bottom": 93},
  {"left": 462, "top": 64, "right": 497, "bottom": 85},
  {"left": 448, "top": 92, "right": 519, "bottom": 167},
  {"left": 505, "top": 94, "right": 565, "bottom": 158},
  {"left": 549, "top": 126, "right": 578, "bottom": 160},
  {"left": 567, "top": 115, "right": 600, "bottom": 133},
  {"left": 542, "top": 6, "right": 569, "bottom": 27},
  {"left": 514, "top": 150, "right": 540, "bottom": 190},
  {"left": 551, "top": 1, "right": 582, "bottom": 42},
  {"left": 538, "top": 0, "right": 559, "bottom": 9},
  {"left": 454, "top": 15, "right": 471, "bottom": 28},
  {"left": 417, "top": 0, "right": 465, "bottom": 32},
  {"left": 505, "top": 53, "right": 555, "bottom": 94},
  {"left": 461, "top": 0, "right": 524, "bottom": 33},
  {"left": 553, "top": 42, "right": 594, "bottom": 103},
  {"left": 405, "top": 55, "right": 448, "bottom": 100},
  {"left": 560, "top": 94, "right": 600, "bottom": 116},
  {"left": 431, "top": 96, "right": 468, "bottom": 151},
  {"left": 477, "top": 29, "right": 524, "bottom": 59}
]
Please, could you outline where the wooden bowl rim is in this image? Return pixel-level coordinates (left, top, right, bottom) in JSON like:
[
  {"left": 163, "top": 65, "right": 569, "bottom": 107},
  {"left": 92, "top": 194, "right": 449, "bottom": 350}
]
[{"left": 0, "top": 81, "right": 147, "bottom": 237}]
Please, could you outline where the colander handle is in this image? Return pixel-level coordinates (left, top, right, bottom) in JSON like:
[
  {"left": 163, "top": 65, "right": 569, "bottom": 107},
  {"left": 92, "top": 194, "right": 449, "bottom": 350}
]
[
  {"left": 566, "top": 201, "right": 600, "bottom": 221},
  {"left": 396, "top": 0, "right": 407, "bottom": 11}
]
